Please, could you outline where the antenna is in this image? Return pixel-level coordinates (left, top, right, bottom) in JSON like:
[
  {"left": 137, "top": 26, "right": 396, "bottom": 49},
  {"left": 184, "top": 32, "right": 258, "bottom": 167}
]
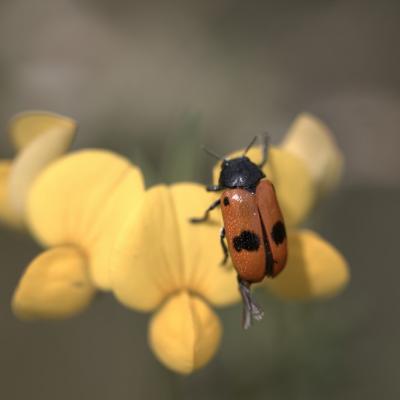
[
  {"left": 259, "top": 134, "right": 270, "bottom": 168},
  {"left": 243, "top": 136, "right": 258, "bottom": 156},
  {"left": 202, "top": 146, "right": 224, "bottom": 161}
]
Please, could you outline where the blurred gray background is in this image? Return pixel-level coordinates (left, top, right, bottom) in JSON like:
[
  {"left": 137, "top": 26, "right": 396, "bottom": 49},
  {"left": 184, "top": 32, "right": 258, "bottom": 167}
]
[{"left": 1, "top": 1, "right": 399, "bottom": 399}]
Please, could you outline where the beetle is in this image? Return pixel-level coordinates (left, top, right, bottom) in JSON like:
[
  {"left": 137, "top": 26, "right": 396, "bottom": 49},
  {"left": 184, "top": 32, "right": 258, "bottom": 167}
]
[{"left": 190, "top": 136, "right": 287, "bottom": 329}]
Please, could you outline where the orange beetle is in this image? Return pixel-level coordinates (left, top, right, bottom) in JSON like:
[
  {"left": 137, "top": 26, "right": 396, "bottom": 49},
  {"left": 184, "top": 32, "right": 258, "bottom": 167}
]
[{"left": 191, "top": 137, "right": 287, "bottom": 329}]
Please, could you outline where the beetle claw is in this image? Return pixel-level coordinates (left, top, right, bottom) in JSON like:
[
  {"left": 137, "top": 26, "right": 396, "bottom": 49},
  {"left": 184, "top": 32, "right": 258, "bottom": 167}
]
[{"left": 251, "top": 302, "right": 264, "bottom": 321}]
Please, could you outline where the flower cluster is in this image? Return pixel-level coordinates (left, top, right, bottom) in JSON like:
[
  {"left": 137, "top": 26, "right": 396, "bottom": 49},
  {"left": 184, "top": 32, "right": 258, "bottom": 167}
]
[{"left": 1, "top": 111, "right": 349, "bottom": 375}]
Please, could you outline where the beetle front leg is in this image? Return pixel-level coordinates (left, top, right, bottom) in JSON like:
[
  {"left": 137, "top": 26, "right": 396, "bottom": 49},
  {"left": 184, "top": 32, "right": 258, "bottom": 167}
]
[
  {"left": 237, "top": 277, "right": 264, "bottom": 330},
  {"left": 219, "top": 227, "right": 229, "bottom": 266},
  {"left": 190, "top": 199, "right": 221, "bottom": 223},
  {"left": 206, "top": 184, "right": 223, "bottom": 192}
]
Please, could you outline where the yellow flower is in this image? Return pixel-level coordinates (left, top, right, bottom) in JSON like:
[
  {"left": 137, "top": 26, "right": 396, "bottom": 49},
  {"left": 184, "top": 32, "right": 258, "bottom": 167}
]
[
  {"left": 112, "top": 183, "right": 238, "bottom": 374},
  {"left": 110, "top": 113, "right": 349, "bottom": 375},
  {"left": 263, "top": 113, "right": 348, "bottom": 301},
  {"left": 0, "top": 111, "right": 77, "bottom": 229},
  {"left": 12, "top": 150, "right": 145, "bottom": 320}
]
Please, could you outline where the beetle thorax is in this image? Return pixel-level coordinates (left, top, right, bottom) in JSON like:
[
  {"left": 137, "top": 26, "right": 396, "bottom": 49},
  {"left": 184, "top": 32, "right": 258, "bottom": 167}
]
[{"left": 218, "top": 157, "right": 265, "bottom": 190}]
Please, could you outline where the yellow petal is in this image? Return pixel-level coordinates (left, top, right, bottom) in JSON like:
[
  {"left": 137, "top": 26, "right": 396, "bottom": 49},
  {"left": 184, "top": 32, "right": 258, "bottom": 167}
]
[
  {"left": 111, "top": 183, "right": 239, "bottom": 312},
  {"left": 281, "top": 113, "right": 344, "bottom": 196},
  {"left": 8, "top": 111, "right": 77, "bottom": 151},
  {"left": 112, "top": 185, "right": 182, "bottom": 311},
  {"left": 0, "top": 160, "right": 24, "bottom": 229},
  {"left": 27, "top": 150, "right": 145, "bottom": 289},
  {"left": 8, "top": 124, "right": 76, "bottom": 220},
  {"left": 213, "top": 146, "right": 315, "bottom": 226},
  {"left": 12, "top": 246, "right": 95, "bottom": 320},
  {"left": 266, "top": 230, "right": 349, "bottom": 300},
  {"left": 149, "top": 291, "right": 222, "bottom": 374}
]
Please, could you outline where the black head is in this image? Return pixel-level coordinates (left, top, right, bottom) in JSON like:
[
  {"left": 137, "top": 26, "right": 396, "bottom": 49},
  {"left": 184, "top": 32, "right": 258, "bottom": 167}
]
[{"left": 218, "top": 156, "right": 265, "bottom": 190}]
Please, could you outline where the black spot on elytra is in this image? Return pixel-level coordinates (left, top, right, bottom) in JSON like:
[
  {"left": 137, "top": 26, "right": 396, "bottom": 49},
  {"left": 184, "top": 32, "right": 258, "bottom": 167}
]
[
  {"left": 271, "top": 221, "right": 286, "bottom": 245},
  {"left": 233, "top": 231, "right": 260, "bottom": 252},
  {"left": 223, "top": 197, "right": 230, "bottom": 206}
]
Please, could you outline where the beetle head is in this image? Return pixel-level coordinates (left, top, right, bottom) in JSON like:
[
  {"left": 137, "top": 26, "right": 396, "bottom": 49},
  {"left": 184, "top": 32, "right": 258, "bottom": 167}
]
[{"left": 219, "top": 156, "right": 265, "bottom": 189}]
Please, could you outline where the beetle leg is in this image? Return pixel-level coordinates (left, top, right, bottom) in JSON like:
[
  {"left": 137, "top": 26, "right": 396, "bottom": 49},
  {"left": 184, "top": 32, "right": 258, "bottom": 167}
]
[
  {"left": 219, "top": 227, "right": 229, "bottom": 266},
  {"left": 190, "top": 199, "right": 221, "bottom": 223},
  {"left": 206, "top": 184, "right": 222, "bottom": 192},
  {"left": 258, "top": 135, "right": 270, "bottom": 169},
  {"left": 238, "top": 277, "right": 264, "bottom": 330}
]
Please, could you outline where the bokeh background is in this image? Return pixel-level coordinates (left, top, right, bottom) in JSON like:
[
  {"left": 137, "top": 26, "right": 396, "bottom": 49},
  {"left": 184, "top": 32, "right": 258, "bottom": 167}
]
[{"left": 1, "top": 0, "right": 399, "bottom": 399}]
